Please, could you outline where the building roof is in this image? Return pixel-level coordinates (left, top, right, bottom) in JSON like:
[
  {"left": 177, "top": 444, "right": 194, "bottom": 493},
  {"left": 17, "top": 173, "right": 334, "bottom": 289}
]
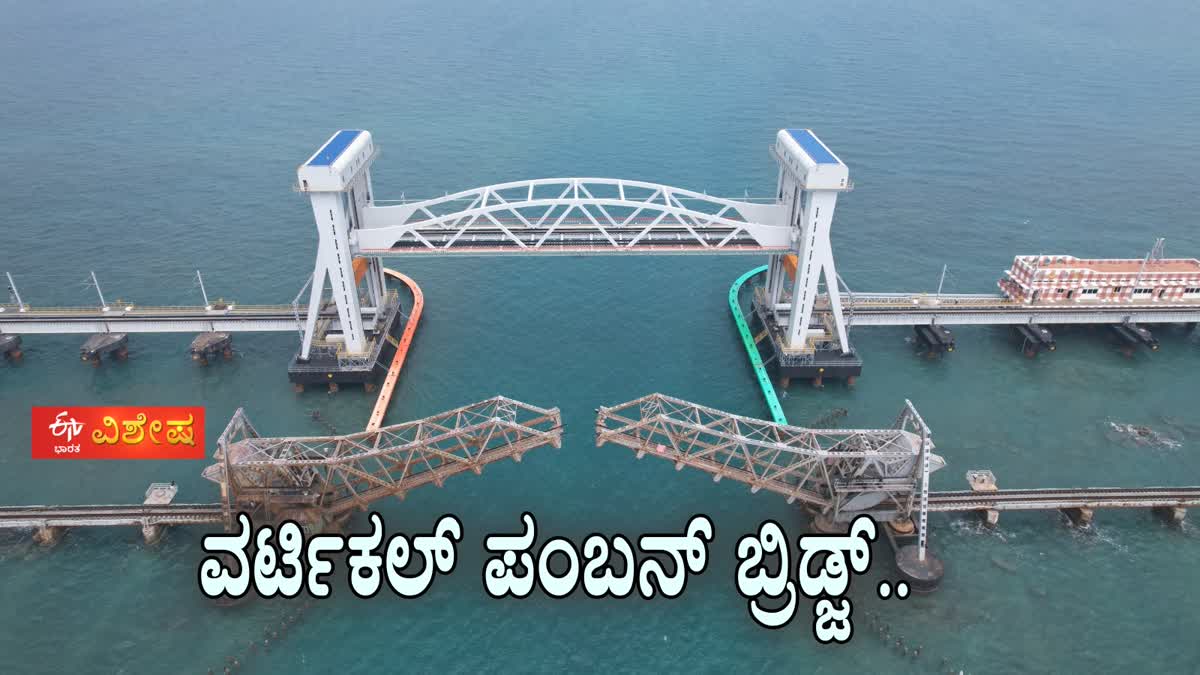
[
  {"left": 1021, "top": 256, "right": 1200, "bottom": 275},
  {"left": 785, "top": 129, "right": 840, "bottom": 165},
  {"left": 306, "top": 130, "right": 364, "bottom": 167}
]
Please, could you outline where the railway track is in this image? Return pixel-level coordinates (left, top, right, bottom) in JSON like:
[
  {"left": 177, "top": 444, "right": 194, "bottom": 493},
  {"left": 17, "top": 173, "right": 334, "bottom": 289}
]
[
  {"left": 927, "top": 487, "right": 1200, "bottom": 512},
  {"left": 0, "top": 503, "right": 225, "bottom": 529}
]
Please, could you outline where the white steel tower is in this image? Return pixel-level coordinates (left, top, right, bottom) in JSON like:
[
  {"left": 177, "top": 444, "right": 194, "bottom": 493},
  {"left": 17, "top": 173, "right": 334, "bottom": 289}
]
[
  {"left": 765, "top": 129, "right": 852, "bottom": 353},
  {"left": 296, "top": 130, "right": 385, "bottom": 360}
]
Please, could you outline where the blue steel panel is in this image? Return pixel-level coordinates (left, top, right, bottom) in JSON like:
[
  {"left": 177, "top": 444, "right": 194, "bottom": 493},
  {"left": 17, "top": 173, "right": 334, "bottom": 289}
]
[
  {"left": 307, "top": 130, "right": 364, "bottom": 167},
  {"left": 786, "top": 129, "right": 840, "bottom": 165}
]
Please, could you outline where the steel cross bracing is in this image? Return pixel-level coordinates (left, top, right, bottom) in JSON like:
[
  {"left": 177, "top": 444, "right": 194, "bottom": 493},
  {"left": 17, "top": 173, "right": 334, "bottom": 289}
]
[
  {"left": 204, "top": 397, "right": 562, "bottom": 519},
  {"left": 355, "top": 179, "right": 791, "bottom": 256},
  {"left": 594, "top": 393, "right": 945, "bottom": 521}
]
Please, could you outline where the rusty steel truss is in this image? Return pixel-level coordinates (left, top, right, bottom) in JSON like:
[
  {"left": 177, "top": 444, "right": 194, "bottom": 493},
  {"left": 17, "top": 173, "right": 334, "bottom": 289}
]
[
  {"left": 204, "top": 397, "right": 562, "bottom": 522},
  {"left": 595, "top": 394, "right": 943, "bottom": 525}
]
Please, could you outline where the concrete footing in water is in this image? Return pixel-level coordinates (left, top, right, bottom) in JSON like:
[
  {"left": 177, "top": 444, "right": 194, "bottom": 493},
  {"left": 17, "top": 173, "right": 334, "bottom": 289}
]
[
  {"left": 893, "top": 544, "right": 945, "bottom": 593},
  {"left": 809, "top": 511, "right": 945, "bottom": 592},
  {"left": 0, "top": 334, "right": 21, "bottom": 360},
  {"left": 80, "top": 333, "right": 128, "bottom": 365},
  {"left": 1153, "top": 505, "right": 1187, "bottom": 525},
  {"left": 190, "top": 332, "right": 233, "bottom": 365},
  {"left": 967, "top": 469, "right": 1001, "bottom": 527},
  {"left": 1061, "top": 507, "right": 1094, "bottom": 527},
  {"left": 33, "top": 526, "right": 65, "bottom": 546}
]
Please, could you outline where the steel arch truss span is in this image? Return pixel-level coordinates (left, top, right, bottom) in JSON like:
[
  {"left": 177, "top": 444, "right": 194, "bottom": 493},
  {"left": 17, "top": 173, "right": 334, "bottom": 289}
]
[
  {"left": 356, "top": 178, "right": 790, "bottom": 256},
  {"left": 595, "top": 394, "right": 944, "bottom": 521},
  {"left": 204, "top": 397, "right": 562, "bottom": 518}
]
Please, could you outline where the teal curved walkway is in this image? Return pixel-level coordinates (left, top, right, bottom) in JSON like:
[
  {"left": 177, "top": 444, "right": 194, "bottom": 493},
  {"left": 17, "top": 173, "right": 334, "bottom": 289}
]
[{"left": 729, "top": 265, "right": 788, "bottom": 425}]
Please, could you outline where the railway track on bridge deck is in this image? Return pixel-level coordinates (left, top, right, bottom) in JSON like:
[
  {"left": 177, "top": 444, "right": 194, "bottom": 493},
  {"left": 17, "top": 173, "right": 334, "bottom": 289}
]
[
  {"left": 927, "top": 487, "right": 1200, "bottom": 512},
  {"left": 0, "top": 503, "right": 225, "bottom": 529}
]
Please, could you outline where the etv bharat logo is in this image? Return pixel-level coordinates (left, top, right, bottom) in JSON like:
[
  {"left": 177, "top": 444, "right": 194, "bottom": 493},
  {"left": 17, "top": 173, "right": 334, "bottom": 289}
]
[
  {"left": 30, "top": 406, "right": 206, "bottom": 460},
  {"left": 48, "top": 411, "right": 85, "bottom": 455}
]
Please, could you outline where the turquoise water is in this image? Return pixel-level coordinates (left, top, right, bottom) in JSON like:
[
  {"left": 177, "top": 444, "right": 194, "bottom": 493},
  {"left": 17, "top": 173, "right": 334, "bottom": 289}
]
[{"left": 3, "top": 0, "right": 1200, "bottom": 672}]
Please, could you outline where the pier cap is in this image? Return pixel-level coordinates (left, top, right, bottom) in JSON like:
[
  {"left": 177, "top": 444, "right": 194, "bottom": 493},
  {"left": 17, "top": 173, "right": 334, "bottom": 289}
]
[
  {"left": 297, "top": 129, "right": 375, "bottom": 192},
  {"left": 774, "top": 129, "right": 849, "bottom": 190}
]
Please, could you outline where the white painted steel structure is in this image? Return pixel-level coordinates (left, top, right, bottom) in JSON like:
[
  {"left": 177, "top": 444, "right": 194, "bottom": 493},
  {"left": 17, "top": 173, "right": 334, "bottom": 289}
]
[
  {"left": 9, "top": 128, "right": 1198, "bottom": 356},
  {"left": 296, "top": 127, "right": 851, "bottom": 359}
]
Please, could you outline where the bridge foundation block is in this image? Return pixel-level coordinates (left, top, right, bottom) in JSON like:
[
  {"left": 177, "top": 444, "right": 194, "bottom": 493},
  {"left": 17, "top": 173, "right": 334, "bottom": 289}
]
[
  {"left": 190, "top": 332, "right": 232, "bottom": 365},
  {"left": 141, "top": 523, "right": 164, "bottom": 545},
  {"left": 33, "top": 525, "right": 65, "bottom": 547},
  {"left": 1062, "top": 507, "right": 1094, "bottom": 527},
  {"left": 80, "top": 333, "right": 128, "bottom": 365},
  {"left": 1016, "top": 324, "right": 1056, "bottom": 357},
  {"left": 967, "top": 469, "right": 1000, "bottom": 527},
  {"left": 1, "top": 334, "right": 21, "bottom": 361},
  {"left": 287, "top": 293, "right": 404, "bottom": 388},
  {"left": 1153, "top": 506, "right": 1186, "bottom": 526},
  {"left": 915, "top": 325, "right": 955, "bottom": 356},
  {"left": 894, "top": 545, "right": 945, "bottom": 593}
]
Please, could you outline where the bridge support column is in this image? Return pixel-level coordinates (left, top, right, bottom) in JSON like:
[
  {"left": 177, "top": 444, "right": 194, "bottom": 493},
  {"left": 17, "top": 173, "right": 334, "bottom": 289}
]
[
  {"left": 141, "top": 523, "right": 164, "bottom": 545},
  {"left": 0, "top": 334, "right": 21, "bottom": 361},
  {"left": 33, "top": 525, "right": 65, "bottom": 547},
  {"left": 1153, "top": 506, "right": 1186, "bottom": 526},
  {"left": 967, "top": 469, "right": 1000, "bottom": 527},
  {"left": 190, "top": 332, "right": 233, "bottom": 365},
  {"left": 894, "top": 545, "right": 945, "bottom": 593},
  {"left": 80, "top": 333, "right": 128, "bottom": 365},
  {"left": 1062, "top": 507, "right": 1094, "bottom": 527}
]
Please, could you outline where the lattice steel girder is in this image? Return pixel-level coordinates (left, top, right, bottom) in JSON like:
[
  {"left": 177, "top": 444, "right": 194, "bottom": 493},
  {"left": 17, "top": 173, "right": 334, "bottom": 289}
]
[
  {"left": 595, "top": 394, "right": 944, "bottom": 518},
  {"left": 204, "top": 397, "right": 562, "bottom": 516},
  {"left": 354, "top": 178, "right": 791, "bottom": 255}
]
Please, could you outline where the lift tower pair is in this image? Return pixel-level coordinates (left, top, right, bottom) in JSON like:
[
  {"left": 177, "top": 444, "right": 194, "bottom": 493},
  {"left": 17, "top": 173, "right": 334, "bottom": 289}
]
[{"left": 292, "top": 128, "right": 858, "bottom": 383}]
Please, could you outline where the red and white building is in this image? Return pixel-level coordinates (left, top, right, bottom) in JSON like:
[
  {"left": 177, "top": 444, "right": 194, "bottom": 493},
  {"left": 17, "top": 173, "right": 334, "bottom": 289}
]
[{"left": 999, "top": 255, "right": 1200, "bottom": 304}]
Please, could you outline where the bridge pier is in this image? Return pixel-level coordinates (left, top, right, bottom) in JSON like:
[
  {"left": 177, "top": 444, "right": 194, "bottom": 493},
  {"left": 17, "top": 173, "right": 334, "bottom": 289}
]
[
  {"left": 914, "top": 325, "right": 955, "bottom": 356},
  {"left": 1016, "top": 324, "right": 1056, "bottom": 357},
  {"left": 141, "top": 523, "right": 164, "bottom": 545},
  {"left": 967, "top": 469, "right": 1000, "bottom": 527},
  {"left": 0, "top": 334, "right": 21, "bottom": 361},
  {"left": 80, "top": 333, "right": 128, "bottom": 365},
  {"left": 33, "top": 525, "right": 65, "bottom": 547},
  {"left": 190, "top": 332, "right": 233, "bottom": 365},
  {"left": 1110, "top": 322, "right": 1158, "bottom": 355},
  {"left": 1153, "top": 505, "right": 1187, "bottom": 525},
  {"left": 1061, "top": 507, "right": 1094, "bottom": 527}
]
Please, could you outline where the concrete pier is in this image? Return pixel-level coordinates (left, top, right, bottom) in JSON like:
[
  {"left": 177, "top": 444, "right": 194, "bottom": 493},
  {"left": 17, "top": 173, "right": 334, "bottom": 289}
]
[
  {"left": 915, "top": 324, "right": 955, "bottom": 356},
  {"left": 1111, "top": 322, "right": 1159, "bottom": 353},
  {"left": 894, "top": 544, "right": 945, "bottom": 593},
  {"left": 0, "top": 334, "right": 21, "bottom": 360},
  {"left": 1062, "top": 507, "right": 1095, "bottom": 527},
  {"left": 1016, "top": 323, "right": 1055, "bottom": 357},
  {"left": 967, "top": 469, "right": 1001, "bottom": 527},
  {"left": 190, "top": 332, "right": 233, "bottom": 365},
  {"left": 80, "top": 333, "right": 128, "bottom": 365},
  {"left": 33, "top": 525, "right": 65, "bottom": 546},
  {"left": 1153, "top": 505, "right": 1187, "bottom": 526}
]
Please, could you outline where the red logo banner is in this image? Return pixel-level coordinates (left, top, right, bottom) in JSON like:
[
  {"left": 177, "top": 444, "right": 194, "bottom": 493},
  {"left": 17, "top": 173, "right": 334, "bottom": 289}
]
[{"left": 31, "top": 407, "right": 206, "bottom": 460}]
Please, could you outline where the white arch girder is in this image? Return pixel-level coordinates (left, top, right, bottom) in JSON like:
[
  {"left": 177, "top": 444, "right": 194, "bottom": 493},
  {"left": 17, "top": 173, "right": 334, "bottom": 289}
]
[{"left": 355, "top": 178, "right": 791, "bottom": 256}]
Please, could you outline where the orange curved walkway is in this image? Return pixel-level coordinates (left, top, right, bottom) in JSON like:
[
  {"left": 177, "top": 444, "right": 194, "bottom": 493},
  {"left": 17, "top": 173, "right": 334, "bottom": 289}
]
[{"left": 366, "top": 268, "right": 424, "bottom": 431}]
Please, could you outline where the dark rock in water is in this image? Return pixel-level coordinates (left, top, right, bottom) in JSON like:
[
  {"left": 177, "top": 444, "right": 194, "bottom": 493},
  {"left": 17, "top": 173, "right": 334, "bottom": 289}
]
[{"left": 1028, "top": 585, "right": 1049, "bottom": 599}]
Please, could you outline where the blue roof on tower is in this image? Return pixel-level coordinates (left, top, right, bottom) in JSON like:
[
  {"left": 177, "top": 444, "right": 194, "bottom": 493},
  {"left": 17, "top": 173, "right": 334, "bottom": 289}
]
[
  {"left": 307, "top": 130, "right": 364, "bottom": 167},
  {"left": 785, "top": 129, "right": 840, "bottom": 165}
]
